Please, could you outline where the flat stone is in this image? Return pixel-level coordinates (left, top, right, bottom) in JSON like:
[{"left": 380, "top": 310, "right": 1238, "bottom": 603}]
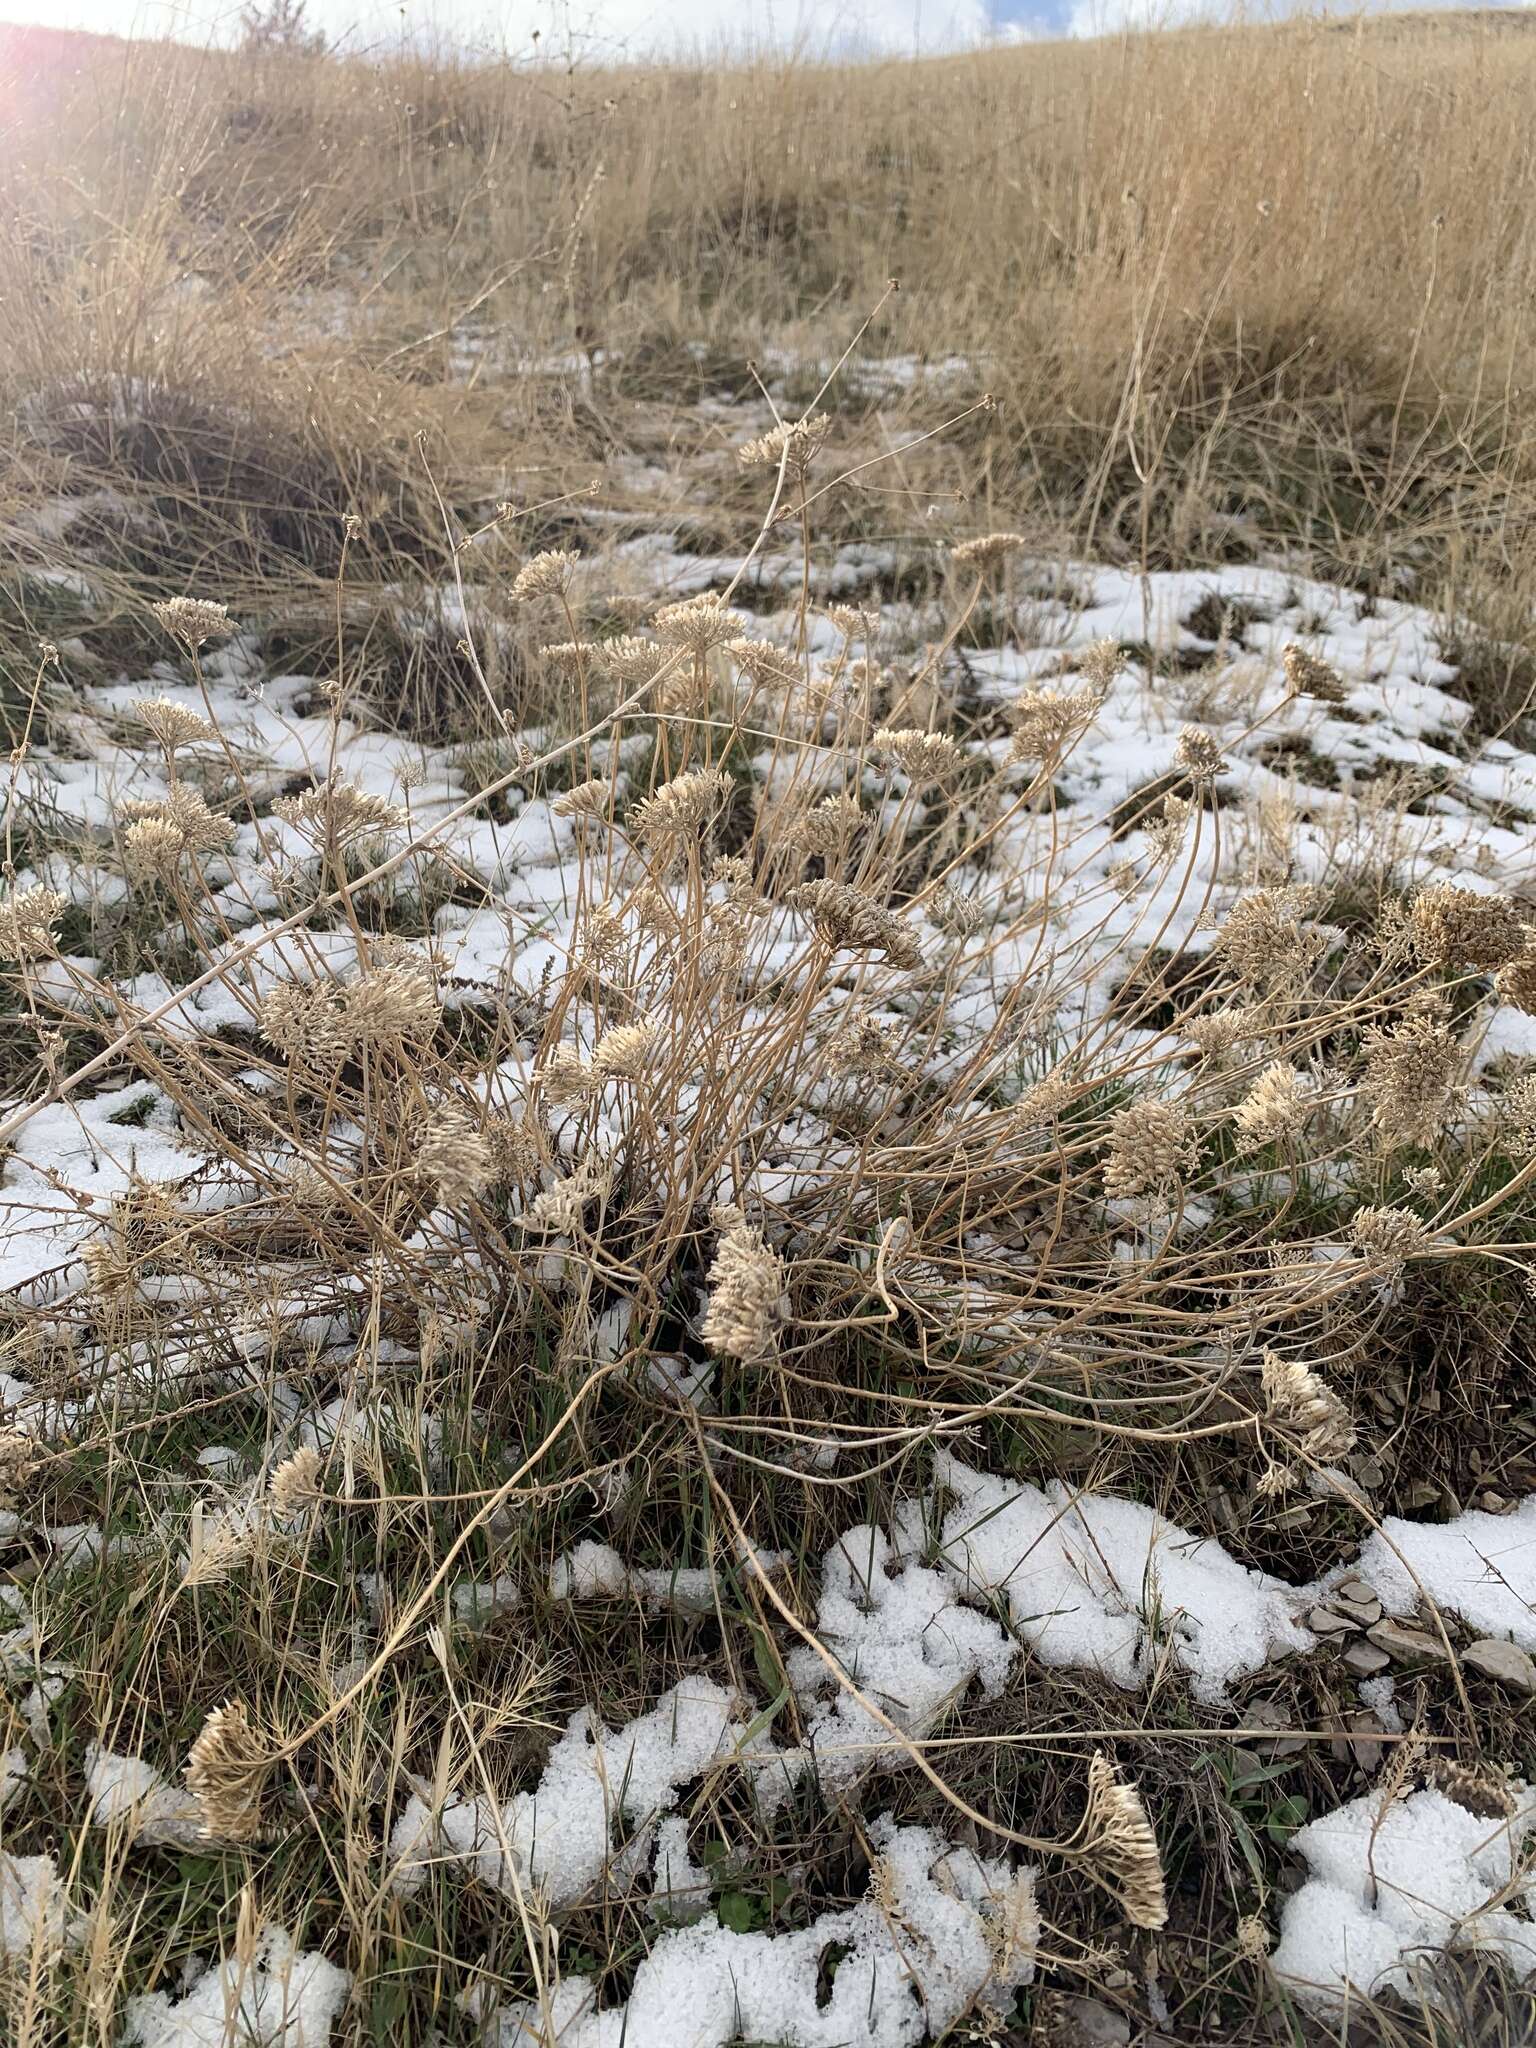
[
  {"left": 1058, "top": 1995, "right": 1131, "bottom": 2047},
  {"left": 1367, "top": 1619, "right": 1450, "bottom": 1664},
  {"left": 1332, "top": 1594, "right": 1383, "bottom": 1627},
  {"left": 1403, "top": 1481, "right": 1441, "bottom": 1511},
  {"left": 1461, "top": 1638, "right": 1536, "bottom": 1692},
  {"left": 1269, "top": 1504, "right": 1314, "bottom": 1531},
  {"left": 1351, "top": 1455, "right": 1388, "bottom": 1490},
  {"left": 1346, "top": 1711, "right": 1386, "bottom": 1773},
  {"left": 1308, "top": 1605, "right": 1358, "bottom": 1635},
  {"left": 1341, "top": 1641, "right": 1391, "bottom": 1676},
  {"left": 1337, "top": 1577, "right": 1376, "bottom": 1604}
]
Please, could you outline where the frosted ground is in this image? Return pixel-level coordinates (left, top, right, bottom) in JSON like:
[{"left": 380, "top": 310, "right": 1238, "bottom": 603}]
[{"left": 2, "top": 359, "right": 1536, "bottom": 2045}]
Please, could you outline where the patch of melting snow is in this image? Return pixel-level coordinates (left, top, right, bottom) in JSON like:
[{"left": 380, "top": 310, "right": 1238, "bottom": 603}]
[
  {"left": 1270, "top": 1783, "right": 1536, "bottom": 2013},
  {"left": 119, "top": 1924, "right": 351, "bottom": 2047}
]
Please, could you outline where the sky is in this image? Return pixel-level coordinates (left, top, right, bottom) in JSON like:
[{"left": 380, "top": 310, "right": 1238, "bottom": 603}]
[{"left": 0, "top": 0, "right": 1526, "bottom": 56}]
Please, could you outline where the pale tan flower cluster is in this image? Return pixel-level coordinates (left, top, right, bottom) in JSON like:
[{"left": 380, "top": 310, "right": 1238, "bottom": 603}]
[
  {"left": 1175, "top": 726, "right": 1228, "bottom": 784},
  {"left": 134, "top": 697, "right": 216, "bottom": 756},
  {"left": 1232, "top": 1062, "right": 1310, "bottom": 1152},
  {"left": 1103, "top": 1098, "right": 1198, "bottom": 1196},
  {"left": 652, "top": 593, "right": 748, "bottom": 653},
  {"left": 728, "top": 637, "right": 802, "bottom": 691},
  {"left": 1214, "top": 886, "right": 1325, "bottom": 993},
  {"left": 260, "top": 957, "right": 439, "bottom": 1067},
  {"left": 928, "top": 884, "right": 988, "bottom": 938},
  {"left": 1007, "top": 686, "right": 1094, "bottom": 765},
  {"left": 119, "top": 787, "right": 238, "bottom": 882},
  {"left": 871, "top": 726, "right": 965, "bottom": 786},
  {"left": 788, "top": 879, "right": 923, "bottom": 969},
  {"left": 701, "top": 1206, "right": 788, "bottom": 1362},
  {"left": 1143, "top": 792, "right": 1193, "bottom": 862},
  {"left": 737, "top": 411, "right": 830, "bottom": 475},
  {"left": 951, "top": 532, "right": 1027, "bottom": 570},
  {"left": 268, "top": 1445, "right": 324, "bottom": 1516},
  {"left": 553, "top": 777, "right": 613, "bottom": 822},
  {"left": 1349, "top": 1203, "right": 1431, "bottom": 1269},
  {"left": 1500, "top": 1074, "right": 1536, "bottom": 1155},
  {"left": 628, "top": 766, "right": 734, "bottom": 849},
  {"left": 511, "top": 549, "right": 580, "bottom": 602},
  {"left": 1408, "top": 884, "right": 1528, "bottom": 972},
  {"left": 602, "top": 635, "right": 667, "bottom": 688},
  {"left": 414, "top": 1107, "right": 495, "bottom": 1205},
  {"left": 1496, "top": 943, "right": 1536, "bottom": 1016},
  {"left": 154, "top": 596, "right": 233, "bottom": 649},
  {"left": 184, "top": 1700, "right": 269, "bottom": 1842},
  {"left": 789, "top": 791, "right": 864, "bottom": 858},
  {"left": 1259, "top": 1348, "right": 1356, "bottom": 1461},
  {"left": 0, "top": 884, "right": 69, "bottom": 961},
  {"left": 271, "top": 777, "right": 407, "bottom": 844},
  {"left": 1077, "top": 1754, "right": 1168, "bottom": 1930},
  {"left": 1360, "top": 1008, "right": 1462, "bottom": 1150},
  {"left": 1282, "top": 643, "right": 1348, "bottom": 703}
]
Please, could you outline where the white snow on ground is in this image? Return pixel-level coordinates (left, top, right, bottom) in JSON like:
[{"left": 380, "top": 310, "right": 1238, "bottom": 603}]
[
  {"left": 0, "top": 1849, "right": 77, "bottom": 1959},
  {"left": 487, "top": 1816, "right": 1036, "bottom": 2048},
  {"left": 1271, "top": 1784, "right": 1536, "bottom": 2014},
  {"left": 118, "top": 1924, "right": 351, "bottom": 2048},
  {"left": 1356, "top": 1497, "right": 1536, "bottom": 1652}
]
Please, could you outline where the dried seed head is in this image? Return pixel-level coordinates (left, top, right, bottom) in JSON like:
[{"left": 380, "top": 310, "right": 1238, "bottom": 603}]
[
  {"left": 602, "top": 635, "right": 665, "bottom": 687},
  {"left": 1408, "top": 884, "right": 1528, "bottom": 972},
  {"left": 1360, "top": 1010, "right": 1463, "bottom": 1150},
  {"left": 0, "top": 1428, "right": 37, "bottom": 1509},
  {"left": 628, "top": 767, "right": 734, "bottom": 846},
  {"left": 268, "top": 1446, "right": 323, "bottom": 1517},
  {"left": 1282, "top": 644, "right": 1348, "bottom": 703},
  {"left": 1007, "top": 687, "right": 1094, "bottom": 765},
  {"left": 928, "top": 884, "right": 988, "bottom": 938},
  {"left": 415, "top": 1108, "right": 495, "bottom": 1204},
  {"left": 1260, "top": 1349, "right": 1357, "bottom": 1460},
  {"left": 1349, "top": 1203, "right": 1431, "bottom": 1270},
  {"left": 184, "top": 1700, "right": 270, "bottom": 1843},
  {"left": 553, "top": 777, "right": 613, "bottom": 822},
  {"left": 259, "top": 979, "right": 346, "bottom": 1068},
  {"left": 1500, "top": 1074, "right": 1536, "bottom": 1155},
  {"left": 1103, "top": 1098, "right": 1198, "bottom": 1197},
  {"left": 789, "top": 791, "right": 864, "bottom": 858},
  {"left": 0, "top": 884, "right": 69, "bottom": 960},
  {"left": 737, "top": 412, "right": 830, "bottom": 475},
  {"left": 511, "top": 549, "right": 580, "bottom": 602},
  {"left": 1232, "top": 1062, "right": 1310, "bottom": 1152},
  {"left": 788, "top": 879, "right": 923, "bottom": 970},
  {"left": 271, "top": 777, "right": 406, "bottom": 844},
  {"left": 590, "top": 1019, "right": 659, "bottom": 1081},
  {"left": 1079, "top": 638, "right": 1123, "bottom": 698},
  {"left": 1496, "top": 943, "right": 1536, "bottom": 1016},
  {"left": 119, "top": 787, "right": 237, "bottom": 875},
  {"left": 701, "top": 1211, "right": 788, "bottom": 1362},
  {"left": 1215, "top": 887, "right": 1326, "bottom": 993},
  {"left": 652, "top": 594, "right": 748, "bottom": 654},
  {"left": 1144, "top": 793, "right": 1193, "bottom": 863},
  {"left": 1078, "top": 1753, "right": 1168, "bottom": 1929},
  {"left": 1175, "top": 726, "right": 1228, "bottom": 784},
  {"left": 1429, "top": 1758, "right": 1517, "bottom": 1820},
  {"left": 540, "top": 640, "right": 606, "bottom": 679},
  {"left": 727, "top": 638, "right": 802, "bottom": 691},
  {"left": 154, "top": 596, "right": 233, "bottom": 650},
  {"left": 341, "top": 958, "right": 440, "bottom": 1048},
  {"left": 134, "top": 697, "right": 215, "bottom": 754},
  {"left": 870, "top": 726, "right": 965, "bottom": 787},
  {"left": 951, "top": 532, "right": 1027, "bottom": 571}
]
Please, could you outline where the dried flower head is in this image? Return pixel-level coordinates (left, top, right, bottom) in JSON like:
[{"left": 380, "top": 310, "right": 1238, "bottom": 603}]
[
  {"left": 540, "top": 640, "right": 606, "bottom": 679},
  {"left": 512, "top": 550, "right": 580, "bottom": 603},
  {"left": 1232, "top": 1062, "right": 1310, "bottom": 1152},
  {"left": 788, "top": 879, "right": 922, "bottom": 970},
  {"left": 1500, "top": 1074, "right": 1536, "bottom": 1155},
  {"left": 1008, "top": 687, "right": 1094, "bottom": 765},
  {"left": 1215, "top": 887, "right": 1326, "bottom": 993},
  {"left": 1260, "top": 1349, "right": 1357, "bottom": 1460},
  {"left": 1282, "top": 644, "right": 1348, "bottom": 703},
  {"left": 871, "top": 726, "right": 965, "bottom": 787},
  {"left": 1175, "top": 726, "right": 1229, "bottom": 785},
  {"left": 1349, "top": 1203, "right": 1431, "bottom": 1270},
  {"left": 184, "top": 1699, "right": 270, "bottom": 1843},
  {"left": 1430, "top": 1758, "right": 1517, "bottom": 1820},
  {"left": 1496, "top": 943, "right": 1536, "bottom": 1016},
  {"left": 928, "top": 884, "right": 988, "bottom": 938},
  {"left": 271, "top": 777, "right": 406, "bottom": 844},
  {"left": 1408, "top": 884, "right": 1528, "bottom": 973},
  {"left": 1144, "top": 793, "right": 1193, "bottom": 863},
  {"left": 628, "top": 767, "right": 734, "bottom": 846},
  {"left": 701, "top": 1209, "right": 789, "bottom": 1362},
  {"left": 1103, "top": 1099, "right": 1198, "bottom": 1197},
  {"left": 268, "top": 1446, "right": 323, "bottom": 1517},
  {"left": 789, "top": 791, "right": 864, "bottom": 858},
  {"left": 154, "top": 596, "right": 232, "bottom": 650},
  {"left": 1078, "top": 1753, "right": 1168, "bottom": 1929},
  {"left": 951, "top": 532, "right": 1027, "bottom": 571},
  {"left": 553, "top": 777, "right": 614, "bottom": 822},
  {"left": 599, "top": 636, "right": 665, "bottom": 690},
  {"left": 134, "top": 697, "right": 215, "bottom": 754},
  {"left": 416, "top": 1108, "right": 494, "bottom": 1204},
  {"left": 652, "top": 594, "right": 748, "bottom": 654},
  {"left": 0, "top": 885, "right": 68, "bottom": 961},
  {"left": 737, "top": 412, "right": 830, "bottom": 475},
  {"left": 1079, "top": 638, "right": 1123, "bottom": 698},
  {"left": 590, "top": 1019, "right": 658, "bottom": 1082},
  {"left": 728, "top": 638, "right": 802, "bottom": 691},
  {"left": 1361, "top": 1009, "right": 1462, "bottom": 1150}
]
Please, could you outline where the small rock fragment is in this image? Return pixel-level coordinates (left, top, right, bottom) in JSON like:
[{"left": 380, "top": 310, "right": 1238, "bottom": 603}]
[
  {"left": 1460, "top": 1638, "right": 1536, "bottom": 1692},
  {"left": 1341, "top": 1641, "right": 1390, "bottom": 1677},
  {"left": 1366, "top": 1618, "right": 1449, "bottom": 1663},
  {"left": 1308, "top": 1606, "right": 1356, "bottom": 1636}
]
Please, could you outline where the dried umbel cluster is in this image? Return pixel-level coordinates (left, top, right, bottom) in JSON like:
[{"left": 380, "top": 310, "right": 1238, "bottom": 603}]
[
  {"left": 0, "top": 884, "right": 67, "bottom": 960},
  {"left": 154, "top": 595, "right": 233, "bottom": 649},
  {"left": 1231, "top": 1062, "right": 1311, "bottom": 1152},
  {"left": 1360, "top": 1006, "right": 1463, "bottom": 1150},
  {"left": 788, "top": 879, "right": 923, "bottom": 969},
  {"left": 701, "top": 1207, "right": 790, "bottom": 1363},
  {"left": 1259, "top": 1349, "right": 1357, "bottom": 1462},
  {"left": 119, "top": 788, "right": 237, "bottom": 882},
  {"left": 183, "top": 1700, "right": 270, "bottom": 1843},
  {"left": 259, "top": 955, "right": 440, "bottom": 1068},
  {"left": 1282, "top": 643, "right": 1348, "bottom": 703},
  {"left": 272, "top": 777, "right": 406, "bottom": 844},
  {"left": 1074, "top": 1754, "right": 1168, "bottom": 1930},
  {"left": 1408, "top": 883, "right": 1528, "bottom": 972},
  {"left": 1103, "top": 1099, "right": 1198, "bottom": 1197},
  {"left": 738, "top": 411, "right": 830, "bottom": 476}
]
